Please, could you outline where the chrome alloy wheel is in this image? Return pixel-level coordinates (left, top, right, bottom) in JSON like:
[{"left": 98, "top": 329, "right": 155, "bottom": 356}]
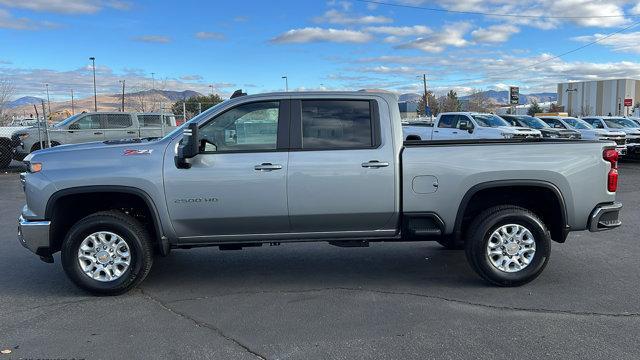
[
  {"left": 77, "top": 231, "right": 131, "bottom": 282},
  {"left": 486, "top": 224, "right": 536, "bottom": 273}
]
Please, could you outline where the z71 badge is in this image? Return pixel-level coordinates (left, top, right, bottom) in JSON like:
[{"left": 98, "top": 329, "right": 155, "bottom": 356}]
[{"left": 123, "top": 149, "right": 154, "bottom": 156}]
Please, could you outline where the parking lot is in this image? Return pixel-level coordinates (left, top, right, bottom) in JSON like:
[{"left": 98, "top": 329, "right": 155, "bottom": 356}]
[{"left": 0, "top": 161, "right": 638, "bottom": 359}]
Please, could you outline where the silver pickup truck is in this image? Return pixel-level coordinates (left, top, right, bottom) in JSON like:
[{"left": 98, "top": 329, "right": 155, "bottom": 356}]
[{"left": 17, "top": 91, "right": 622, "bottom": 295}]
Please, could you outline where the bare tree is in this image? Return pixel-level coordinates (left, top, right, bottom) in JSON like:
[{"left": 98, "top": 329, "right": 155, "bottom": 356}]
[
  {"left": 467, "top": 88, "right": 490, "bottom": 113},
  {"left": 0, "top": 77, "right": 15, "bottom": 124}
]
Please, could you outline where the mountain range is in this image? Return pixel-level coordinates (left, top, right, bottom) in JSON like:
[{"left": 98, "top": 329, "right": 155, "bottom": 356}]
[{"left": 399, "top": 90, "right": 557, "bottom": 105}]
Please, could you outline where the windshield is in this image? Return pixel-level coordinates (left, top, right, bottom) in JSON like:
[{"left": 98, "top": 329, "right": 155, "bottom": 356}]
[
  {"left": 516, "top": 116, "right": 549, "bottom": 129},
  {"left": 605, "top": 117, "right": 638, "bottom": 128},
  {"left": 472, "top": 114, "right": 510, "bottom": 127},
  {"left": 563, "top": 117, "right": 593, "bottom": 130},
  {"left": 53, "top": 114, "right": 82, "bottom": 128},
  {"left": 161, "top": 100, "right": 229, "bottom": 140}
]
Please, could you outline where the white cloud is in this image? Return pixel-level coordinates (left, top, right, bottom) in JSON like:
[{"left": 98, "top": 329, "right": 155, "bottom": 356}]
[
  {"left": 365, "top": 25, "right": 432, "bottom": 36},
  {"left": 0, "top": 8, "right": 58, "bottom": 30},
  {"left": 396, "top": 22, "right": 472, "bottom": 52},
  {"left": 0, "top": 0, "right": 130, "bottom": 14},
  {"left": 471, "top": 24, "right": 519, "bottom": 43},
  {"left": 195, "top": 31, "right": 225, "bottom": 41},
  {"left": 572, "top": 31, "right": 640, "bottom": 54},
  {"left": 133, "top": 35, "right": 172, "bottom": 44},
  {"left": 314, "top": 9, "right": 393, "bottom": 25},
  {"left": 271, "top": 27, "right": 373, "bottom": 43}
]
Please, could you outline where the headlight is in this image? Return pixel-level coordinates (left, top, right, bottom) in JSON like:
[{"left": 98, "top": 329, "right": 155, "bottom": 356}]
[
  {"left": 28, "top": 162, "right": 42, "bottom": 173},
  {"left": 501, "top": 132, "right": 514, "bottom": 139}
]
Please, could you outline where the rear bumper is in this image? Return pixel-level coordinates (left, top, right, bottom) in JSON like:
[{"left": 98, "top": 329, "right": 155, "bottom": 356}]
[
  {"left": 17, "top": 215, "right": 51, "bottom": 255},
  {"left": 588, "top": 202, "right": 622, "bottom": 232}
]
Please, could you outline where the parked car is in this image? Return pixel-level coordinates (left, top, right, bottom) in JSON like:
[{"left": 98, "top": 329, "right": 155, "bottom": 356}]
[
  {"left": 499, "top": 114, "right": 581, "bottom": 139},
  {"left": 17, "top": 91, "right": 622, "bottom": 295},
  {"left": 582, "top": 116, "right": 640, "bottom": 156},
  {"left": 8, "top": 118, "right": 47, "bottom": 127},
  {"left": 403, "top": 112, "right": 542, "bottom": 140},
  {"left": 539, "top": 116, "right": 627, "bottom": 155},
  {"left": 11, "top": 112, "right": 177, "bottom": 161}
]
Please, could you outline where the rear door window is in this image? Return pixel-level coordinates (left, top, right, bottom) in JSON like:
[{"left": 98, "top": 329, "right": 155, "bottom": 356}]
[
  {"left": 138, "top": 115, "right": 162, "bottom": 127},
  {"left": 300, "top": 100, "right": 373, "bottom": 149},
  {"left": 104, "top": 114, "right": 133, "bottom": 128}
]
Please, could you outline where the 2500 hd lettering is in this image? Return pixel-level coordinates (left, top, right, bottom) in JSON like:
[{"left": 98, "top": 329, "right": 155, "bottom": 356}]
[{"left": 18, "top": 92, "right": 622, "bottom": 295}]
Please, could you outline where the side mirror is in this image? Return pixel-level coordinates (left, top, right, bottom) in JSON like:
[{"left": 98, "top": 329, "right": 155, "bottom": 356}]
[
  {"left": 459, "top": 120, "right": 473, "bottom": 133},
  {"left": 175, "top": 123, "right": 199, "bottom": 169}
]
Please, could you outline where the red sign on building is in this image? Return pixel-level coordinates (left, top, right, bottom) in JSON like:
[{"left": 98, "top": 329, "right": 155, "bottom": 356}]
[{"left": 624, "top": 98, "right": 633, "bottom": 106}]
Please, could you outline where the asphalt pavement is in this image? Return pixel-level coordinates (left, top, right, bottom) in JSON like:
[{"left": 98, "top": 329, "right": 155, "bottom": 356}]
[{"left": 1, "top": 161, "right": 639, "bottom": 359}]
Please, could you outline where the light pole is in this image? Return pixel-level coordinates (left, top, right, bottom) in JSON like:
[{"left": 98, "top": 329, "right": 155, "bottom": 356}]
[
  {"left": 416, "top": 74, "right": 428, "bottom": 116},
  {"left": 89, "top": 57, "right": 97, "bottom": 111},
  {"left": 45, "top": 83, "right": 51, "bottom": 114},
  {"left": 119, "top": 80, "right": 126, "bottom": 112},
  {"left": 71, "top": 89, "right": 75, "bottom": 115},
  {"left": 209, "top": 84, "right": 213, "bottom": 96},
  {"left": 282, "top": 76, "right": 288, "bottom": 92},
  {"left": 151, "top": 72, "right": 155, "bottom": 90}
]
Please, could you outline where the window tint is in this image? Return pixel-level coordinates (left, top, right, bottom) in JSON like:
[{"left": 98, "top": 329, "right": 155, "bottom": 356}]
[
  {"left": 584, "top": 118, "right": 604, "bottom": 128},
  {"left": 438, "top": 115, "right": 457, "bottom": 128},
  {"left": 301, "top": 100, "right": 373, "bottom": 149},
  {"left": 72, "top": 115, "right": 101, "bottom": 129},
  {"left": 199, "top": 101, "right": 279, "bottom": 152},
  {"left": 138, "top": 115, "right": 161, "bottom": 127},
  {"left": 541, "top": 118, "right": 565, "bottom": 129},
  {"left": 105, "top": 114, "right": 133, "bottom": 129}
]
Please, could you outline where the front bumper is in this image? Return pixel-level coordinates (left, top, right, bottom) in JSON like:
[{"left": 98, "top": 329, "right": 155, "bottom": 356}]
[
  {"left": 588, "top": 202, "right": 622, "bottom": 232},
  {"left": 17, "top": 215, "right": 51, "bottom": 255}
]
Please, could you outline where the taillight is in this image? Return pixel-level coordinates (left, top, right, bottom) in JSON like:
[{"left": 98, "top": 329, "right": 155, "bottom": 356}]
[
  {"left": 608, "top": 169, "right": 619, "bottom": 192},
  {"left": 603, "top": 149, "right": 619, "bottom": 192}
]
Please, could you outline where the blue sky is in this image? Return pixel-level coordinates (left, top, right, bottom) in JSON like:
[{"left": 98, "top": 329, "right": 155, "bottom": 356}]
[{"left": 2, "top": 0, "right": 640, "bottom": 100}]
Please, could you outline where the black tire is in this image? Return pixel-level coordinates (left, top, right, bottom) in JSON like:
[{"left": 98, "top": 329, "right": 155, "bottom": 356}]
[
  {"left": 464, "top": 205, "right": 551, "bottom": 287},
  {"left": 0, "top": 145, "right": 11, "bottom": 169},
  {"left": 61, "top": 211, "right": 153, "bottom": 295},
  {"left": 436, "top": 238, "right": 464, "bottom": 250}
]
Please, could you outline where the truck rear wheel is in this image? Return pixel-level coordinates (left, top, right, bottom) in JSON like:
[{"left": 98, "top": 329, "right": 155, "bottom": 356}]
[
  {"left": 61, "top": 211, "right": 153, "bottom": 295},
  {"left": 464, "top": 206, "right": 551, "bottom": 287}
]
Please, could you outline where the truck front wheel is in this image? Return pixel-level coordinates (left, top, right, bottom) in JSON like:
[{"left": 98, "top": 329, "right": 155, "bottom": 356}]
[
  {"left": 61, "top": 211, "right": 154, "bottom": 295},
  {"left": 464, "top": 206, "right": 551, "bottom": 287}
]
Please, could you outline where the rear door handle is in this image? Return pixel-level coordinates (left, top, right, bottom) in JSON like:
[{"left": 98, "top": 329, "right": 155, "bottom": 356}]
[
  {"left": 362, "top": 160, "right": 390, "bottom": 168},
  {"left": 127, "top": 131, "right": 136, "bottom": 134},
  {"left": 254, "top": 163, "right": 283, "bottom": 171},
  {"left": 94, "top": 132, "right": 103, "bottom": 135}
]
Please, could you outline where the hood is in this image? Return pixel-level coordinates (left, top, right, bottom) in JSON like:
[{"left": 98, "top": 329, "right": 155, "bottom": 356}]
[
  {"left": 0, "top": 126, "right": 30, "bottom": 138},
  {"left": 499, "top": 126, "right": 541, "bottom": 134},
  {"left": 618, "top": 128, "right": 640, "bottom": 136},
  {"left": 26, "top": 138, "right": 162, "bottom": 161}
]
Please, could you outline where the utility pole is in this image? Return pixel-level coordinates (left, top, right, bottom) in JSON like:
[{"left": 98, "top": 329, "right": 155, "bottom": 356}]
[
  {"left": 89, "top": 57, "right": 97, "bottom": 111},
  {"left": 151, "top": 72, "right": 155, "bottom": 90},
  {"left": 282, "top": 76, "right": 288, "bottom": 92},
  {"left": 422, "top": 74, "right": 428, "bottom": 108},
  {"left": 119, "top": 80, "right": 126, "bottom": 111},
  {"left": 71, "top": 89, "right": 75, "bottom": 115},
  {"left": 45, "top": 83, "right": 51, "bottom": 114},
  {"left": 209, "top": 84, "right": 213, "bottom": 96}
]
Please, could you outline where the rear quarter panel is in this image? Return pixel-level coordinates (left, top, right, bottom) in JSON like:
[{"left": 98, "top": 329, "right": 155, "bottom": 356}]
[{"left": 402, "top": 141, "right": 615, "bottom": 233}]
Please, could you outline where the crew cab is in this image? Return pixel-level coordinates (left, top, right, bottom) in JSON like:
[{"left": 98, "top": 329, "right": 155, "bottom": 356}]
[
  {"left": 11, "top": 112, "right": 177, "bottom": 161},
  {"left": 402, "top": 112, "right": 542, "bottom": 141},
  {"left": 499, "top": 114, "right": 581, "bottom": 139},
  {"left": 582, "top": 116, "right": 640, "bottom": 156},
  {"left": 539, "top": 116, "right": 627, "bottom": 155},
  {"left": 17, "top": 92, "right": 622, "bottom": 295}
]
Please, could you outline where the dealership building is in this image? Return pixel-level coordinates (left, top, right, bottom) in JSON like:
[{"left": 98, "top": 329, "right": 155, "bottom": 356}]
[{"left": 557, "top": 79, "right": 640, "bottom": 117}]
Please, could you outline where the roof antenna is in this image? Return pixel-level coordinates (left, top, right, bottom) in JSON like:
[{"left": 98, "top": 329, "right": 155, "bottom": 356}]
[{"left": 231, "top": 89, "right": 247, "bottom": 99}]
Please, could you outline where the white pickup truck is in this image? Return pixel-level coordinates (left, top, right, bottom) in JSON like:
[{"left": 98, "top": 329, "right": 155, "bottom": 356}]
[{"left": 402, "top": 112, "right": 542, "bottom": 141}]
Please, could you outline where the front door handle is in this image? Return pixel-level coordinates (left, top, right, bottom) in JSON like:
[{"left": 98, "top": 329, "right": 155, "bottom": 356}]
[
  {"left": 127, "top": 131, "right": 136, "bottom": 134},
  {"left": 254, "top": 163, "right": 283, "bottom": 171},
  {"left": 362, "top": 160, "right": 390, "bottom": 168},
  {"left": 94, "top": 132, "right": 103, "bottom": 135}
]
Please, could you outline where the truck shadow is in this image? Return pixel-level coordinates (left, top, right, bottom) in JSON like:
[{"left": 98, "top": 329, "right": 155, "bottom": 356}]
[{"left": 143, "top": 242, "right": 484, "bottom": 293}]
